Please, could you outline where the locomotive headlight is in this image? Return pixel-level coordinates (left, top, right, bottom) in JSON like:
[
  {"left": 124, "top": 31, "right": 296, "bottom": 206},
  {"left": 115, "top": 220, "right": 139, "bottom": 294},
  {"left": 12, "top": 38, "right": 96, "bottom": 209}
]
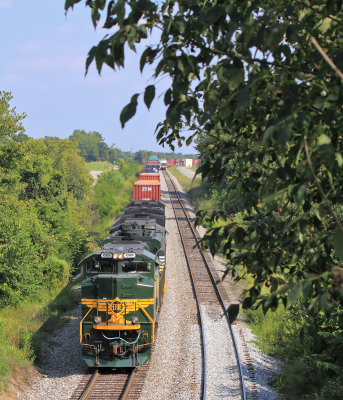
[
  {"left": 94, "top": 316, "right": 101, "bottom": 324},
  {"left": 132, "top": 316, "right": 138, "bottom": 324},
  {"left": 113, "top": 253, "right": 123, "bottom": 259}
]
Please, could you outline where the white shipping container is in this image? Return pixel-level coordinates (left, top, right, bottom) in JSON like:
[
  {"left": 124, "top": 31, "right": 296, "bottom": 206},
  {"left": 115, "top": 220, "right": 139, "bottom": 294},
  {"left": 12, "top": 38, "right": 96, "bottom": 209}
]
[{"left": 185, "top": 159, "right": 193, "bottom": 167}]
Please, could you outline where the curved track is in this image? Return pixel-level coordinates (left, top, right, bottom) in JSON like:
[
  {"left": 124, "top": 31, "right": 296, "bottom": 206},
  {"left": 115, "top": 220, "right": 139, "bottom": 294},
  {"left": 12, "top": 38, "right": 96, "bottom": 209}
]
[{"left": 163, "top": 170, "right": 246, "bottom": 400}]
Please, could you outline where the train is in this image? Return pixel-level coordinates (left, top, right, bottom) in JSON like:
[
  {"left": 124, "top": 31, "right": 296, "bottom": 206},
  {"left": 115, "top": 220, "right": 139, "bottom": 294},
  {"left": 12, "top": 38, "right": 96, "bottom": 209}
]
[{"left": 79, "top": 197, "right": 166, "bottom": 368}]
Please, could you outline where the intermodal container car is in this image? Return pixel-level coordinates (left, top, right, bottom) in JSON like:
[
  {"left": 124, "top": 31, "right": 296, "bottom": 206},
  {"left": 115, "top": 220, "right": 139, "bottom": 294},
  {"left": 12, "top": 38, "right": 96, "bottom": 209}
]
[
  {"left": 139, "top": 173, "right": 160, "bottom": 181},
  {"left": 133, "top": 180, "right": 161, "bottom": 201}
]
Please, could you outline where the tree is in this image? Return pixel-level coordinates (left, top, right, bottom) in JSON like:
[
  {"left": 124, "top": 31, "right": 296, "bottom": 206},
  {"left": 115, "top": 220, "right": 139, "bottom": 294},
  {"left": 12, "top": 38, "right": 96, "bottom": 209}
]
[
  {"left": 65, "top": 0, "right": 343, "bottom": 313},
  {"left": 0, "top": 91, "right": 26, "bottom": 141},
  {"left": 69, "top": 129, "right": 106, "bottom": 161},
  {"left": 134, "top": 150, "right": 149, "bottom": 164}
]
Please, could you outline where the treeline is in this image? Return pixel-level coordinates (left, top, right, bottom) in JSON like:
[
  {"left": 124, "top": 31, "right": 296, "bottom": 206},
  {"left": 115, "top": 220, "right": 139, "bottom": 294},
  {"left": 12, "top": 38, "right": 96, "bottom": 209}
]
[{"left": 0, "top": 91, "right": 140, "bottom": 309}]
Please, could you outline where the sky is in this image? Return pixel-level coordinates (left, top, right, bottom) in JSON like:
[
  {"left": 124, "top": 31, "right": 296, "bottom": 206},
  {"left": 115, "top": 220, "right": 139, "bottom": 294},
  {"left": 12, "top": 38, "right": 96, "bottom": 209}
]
[{"left": 0, "top": 0, "right": 196, "bottom": 154}]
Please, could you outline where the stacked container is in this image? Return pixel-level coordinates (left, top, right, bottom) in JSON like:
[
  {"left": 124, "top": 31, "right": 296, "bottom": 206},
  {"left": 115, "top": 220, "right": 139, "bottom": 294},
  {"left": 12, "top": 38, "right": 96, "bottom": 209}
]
[
  {"left": 146, "top": 164, "right": 159, "bottom": 173},
  {"left": 133, "top": 180, "right": 161, "bottom": 201},
  {"left": 139, "top": 173, "right": 160, "bottom": 181}
]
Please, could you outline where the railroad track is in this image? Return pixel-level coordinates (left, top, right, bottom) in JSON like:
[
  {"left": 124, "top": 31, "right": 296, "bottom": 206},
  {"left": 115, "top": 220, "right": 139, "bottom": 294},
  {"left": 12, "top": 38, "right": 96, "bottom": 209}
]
[
  {"left": 70, "top": 362, "right": 150, "bottom": 400},
  {"left": 163, "top": 170, "right": 246, "bottom": 400}
]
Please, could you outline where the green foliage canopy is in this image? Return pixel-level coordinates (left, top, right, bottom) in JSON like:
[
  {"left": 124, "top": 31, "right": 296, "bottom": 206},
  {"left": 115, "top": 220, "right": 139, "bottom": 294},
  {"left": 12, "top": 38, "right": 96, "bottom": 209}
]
[
  {"left": 69, "top": 129, "right": 124, "bottom": 163},
  {"left": 65, "top": 1, "right": 343, "bottom": 313},
  {"left": 0, "top": 92, "right": 94, "bottom": 306}
]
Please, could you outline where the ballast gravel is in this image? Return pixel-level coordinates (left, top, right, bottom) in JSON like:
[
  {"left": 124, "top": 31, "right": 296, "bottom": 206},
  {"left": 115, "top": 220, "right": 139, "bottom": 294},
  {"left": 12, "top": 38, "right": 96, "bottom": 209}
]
[
  {"left": 23, "top": 304, "right": 88, "bottom": 400},
  {"left": 139, "top": 174, "right": 202, "bottom": 399}
]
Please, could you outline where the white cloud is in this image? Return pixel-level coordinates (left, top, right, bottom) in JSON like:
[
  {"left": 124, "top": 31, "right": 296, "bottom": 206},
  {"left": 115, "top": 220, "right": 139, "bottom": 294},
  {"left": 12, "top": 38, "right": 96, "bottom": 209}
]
[{"left": 0, "top": 0, "right": 12, "bottom": 9}]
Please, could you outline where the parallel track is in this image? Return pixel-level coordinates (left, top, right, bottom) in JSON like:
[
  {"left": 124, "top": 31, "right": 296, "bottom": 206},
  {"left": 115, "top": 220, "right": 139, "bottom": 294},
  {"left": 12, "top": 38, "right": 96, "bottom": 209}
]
[{"left": 163, "top": 170, "right": 246, "bottom": 400}]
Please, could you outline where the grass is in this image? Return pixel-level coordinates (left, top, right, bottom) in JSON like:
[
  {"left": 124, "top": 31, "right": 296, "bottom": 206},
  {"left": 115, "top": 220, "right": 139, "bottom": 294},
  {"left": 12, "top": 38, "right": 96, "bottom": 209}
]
[
  {"left": 85, "top": 161, "right": 114, "bottom": 171},
  {"left": 0, "top": 283, "right": 79, "bottom": 394}
]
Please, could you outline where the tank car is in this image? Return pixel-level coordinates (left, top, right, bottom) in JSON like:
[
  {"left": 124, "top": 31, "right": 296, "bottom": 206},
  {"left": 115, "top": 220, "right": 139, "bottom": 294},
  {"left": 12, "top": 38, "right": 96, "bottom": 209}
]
[{"left": 79, "top": 202, "right": 166, "bottom": 368}]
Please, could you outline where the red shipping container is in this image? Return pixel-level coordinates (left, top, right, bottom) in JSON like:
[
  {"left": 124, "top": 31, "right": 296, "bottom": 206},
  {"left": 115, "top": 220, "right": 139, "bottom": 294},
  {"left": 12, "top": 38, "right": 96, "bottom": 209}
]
[
  {"left": 139, "top": 173, "right": 160, "bottom": 181},
  {"left": 147, "top": 161, "right": 159, "bottom": 165},
  {"left": 133, "top": 180, "right": 161, "bottom": 201}
]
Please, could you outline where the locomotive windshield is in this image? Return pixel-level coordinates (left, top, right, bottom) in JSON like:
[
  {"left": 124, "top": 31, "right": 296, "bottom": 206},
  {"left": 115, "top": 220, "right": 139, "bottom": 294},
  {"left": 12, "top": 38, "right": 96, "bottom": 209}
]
[
  {"left": 85, "top": 259, "right": 151, "bottom": 274},
  {"left": 121, "top": 261, "right": 151, "bottom": 273},
  {"left": 86, "top": 259, "right": 117, "bottom": 273}
]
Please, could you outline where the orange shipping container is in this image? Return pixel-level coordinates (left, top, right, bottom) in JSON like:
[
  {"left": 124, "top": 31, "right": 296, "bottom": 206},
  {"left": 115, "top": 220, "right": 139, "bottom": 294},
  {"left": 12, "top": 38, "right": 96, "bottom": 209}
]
[
  {"left": 139, "top": 173, "right": 160, "bottom": 181},
  {"left": 133, "top": 180, "right": 161, "bottom": 201}
]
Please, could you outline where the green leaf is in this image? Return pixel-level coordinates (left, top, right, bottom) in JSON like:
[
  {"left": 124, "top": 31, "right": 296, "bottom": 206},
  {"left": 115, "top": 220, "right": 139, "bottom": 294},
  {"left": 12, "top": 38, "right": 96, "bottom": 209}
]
[
  {"left": 85, "top": 46, "right": 96, "bottom": 75},
  {"left": 332, "top": 230, "right": 343, "bottom": 261},
  {"left": 115, "top": 0, "right": 125, "bottom": 25},
  {"left": 120, "top": 94, "right": 139, "bottom": 128},
  {"left": 144, "top": 85, "right": 155, "bottom": 110},
  {"left": 318, "top": 134, "right": 331, "bottom": 146},
  {"left": 318, "top": 17, "right": 332, "bottom": 34},
  {"left": 295, "top": 184, "right": 306, "bottom": 205},
  {"left": 228, "top": 69, "right": 244, "bottom": 90},
  {"left": 274, "top": 126, "right": 290, "bottom": 146},
  {"left": 140, "top": 47, "right": 158, "bottom": 73},
  {"left": 335, "top": 152, "right": 343, "bottom": 167},
  {"left": 204, "top": 6, "right": 223, "bottom": 25},
  {"left": 236, "top": 88, "right": 249, "bottom": 114},
  {"left": 287, "top": 282, "right": 302, "bottom": 307},
  {"left": 263, "top": 125, "right": 275, "bottom": 143},
  {"left": 227, "top": 304, "right": 239, "bottom": 323},
  {"left": 65, "top": 0, "right": 81, "bottom": 11}
]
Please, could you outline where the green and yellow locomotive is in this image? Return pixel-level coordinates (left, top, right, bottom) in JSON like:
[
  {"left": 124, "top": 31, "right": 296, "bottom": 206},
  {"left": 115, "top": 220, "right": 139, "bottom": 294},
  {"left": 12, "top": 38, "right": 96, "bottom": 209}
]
[{"left": 79, "top": 201, "right": 166, "bottom": 368}]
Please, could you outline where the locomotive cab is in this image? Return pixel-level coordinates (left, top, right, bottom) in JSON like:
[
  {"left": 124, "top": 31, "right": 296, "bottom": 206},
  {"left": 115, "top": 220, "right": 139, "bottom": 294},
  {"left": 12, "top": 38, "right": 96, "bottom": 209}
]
[{"left": 79, "top": 243, "right": 166, "bottom": 368}]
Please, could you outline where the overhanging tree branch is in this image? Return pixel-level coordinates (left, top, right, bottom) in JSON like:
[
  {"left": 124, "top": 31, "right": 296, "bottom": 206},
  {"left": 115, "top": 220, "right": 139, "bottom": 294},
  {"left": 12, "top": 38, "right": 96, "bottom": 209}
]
[{"left": 310, "top": 36, "right": 343, "bottom": 80}]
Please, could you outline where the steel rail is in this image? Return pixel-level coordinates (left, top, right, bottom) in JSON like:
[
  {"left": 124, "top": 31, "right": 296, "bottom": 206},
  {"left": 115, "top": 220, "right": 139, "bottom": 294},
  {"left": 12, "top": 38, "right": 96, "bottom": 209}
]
[
  {"left": 164, "top": 171, "right": 207, "bottom": 400},
  {"left": 164, "top": 170, "right": 246, "bottom": 400},
  {"left": 121, "top": 369, "right": 136, "bottom": 400},
  {"left": 79, "top": 369, "right": 99, "bottom": 400}
]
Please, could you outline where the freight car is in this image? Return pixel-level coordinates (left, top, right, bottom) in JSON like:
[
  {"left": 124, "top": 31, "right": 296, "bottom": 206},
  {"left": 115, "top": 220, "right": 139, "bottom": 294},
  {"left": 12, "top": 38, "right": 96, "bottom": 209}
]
[{"left": 79, "top": 200, "right": 166, "bottom": 368}]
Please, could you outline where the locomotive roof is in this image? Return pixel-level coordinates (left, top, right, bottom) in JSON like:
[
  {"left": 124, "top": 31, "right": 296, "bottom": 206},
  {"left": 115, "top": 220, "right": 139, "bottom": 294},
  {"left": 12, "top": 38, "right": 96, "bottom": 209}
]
[
  {"left": 83, "top": 242, "right": 161, "bottom": 264},
  {"left": 120, "top": 212, "right": 165, "bottom": 227},
  {"left": 102, "top": 240, "right": 146, "bottom": 251},
  {"left": 111, "top": 217, "right": 165, "bottom": 233},
  {"left": 127, "top": 200, "right": 165, "bottom": 210}
]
